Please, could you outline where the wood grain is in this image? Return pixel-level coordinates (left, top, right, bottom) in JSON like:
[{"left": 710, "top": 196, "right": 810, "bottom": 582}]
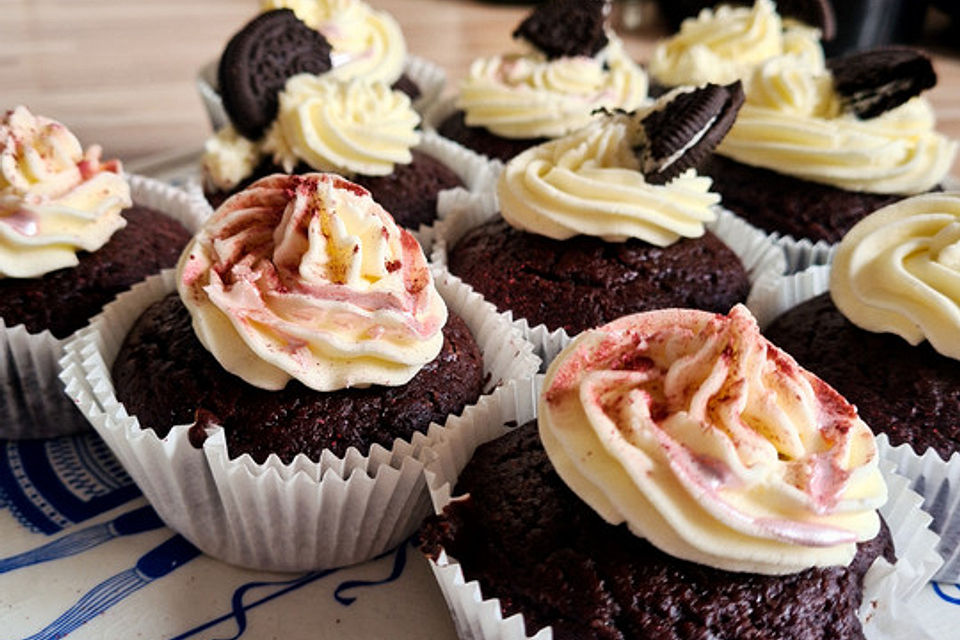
[{"left": 3, "top": 0, "right": 960, "bottom": 177}]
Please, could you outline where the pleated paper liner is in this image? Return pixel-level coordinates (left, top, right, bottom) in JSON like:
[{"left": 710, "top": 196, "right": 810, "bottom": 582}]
[
  {"left": 196, "top": 53, "right": 447, "bottom": 132},
  {"left": 58, "top": 267, "right": 539, "bottom": 572},
  {"left": 420, "top": 376, "right": 944, "bottom": 640},
  {"left": 0, "top": 174, "right": 209, "bottom": 439},
  {"left": 747, "top": 265, "right": 960, "bottom": 582},
  {"left": 431, "top": 186, "right": 786, "bottom": 368}
]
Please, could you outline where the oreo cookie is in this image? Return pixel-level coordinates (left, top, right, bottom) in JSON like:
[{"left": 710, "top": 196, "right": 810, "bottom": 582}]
[
  {"left": 637, "top": 82, "right": 745, "bottom": 185},
  {"left": 828, "top": 47, "right": 936, "bottom": 120},
  {"left": 219, "top": 9, "right": 333, "bottom": 139},
  {"left": 512, "top": 0, "right": 609, "bottom": 60}
]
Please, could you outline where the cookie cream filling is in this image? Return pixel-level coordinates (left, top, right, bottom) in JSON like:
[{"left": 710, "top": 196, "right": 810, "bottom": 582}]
[
  {"left": 498, "top": 111, "right": 718, "bottom": 245},
  {"left": 539, "top": 305, "right": 886, "bottom": 575},
  {"left": 831, "top": 192, "right": 960, "bottom": 361},
  {"left": 261, "top": 0, "right": 406, "bottom": 85},
  {"left": 0, "top": 106, "right": 131, "bottom": 278},
  {"left": 204, "top": 75, "right": 420, "bottom": 191},
  {"left": 457, "top": 34, "right": 648, "bottom": 140},
  {"left": 649, "top": 0, "right": 824, "bottom": 87},
  {"left": 178, "top": 172, "right": 446, "bottom": 391},
  {"left": 718, "top": 54, "right": 958, "bottom": 194}
]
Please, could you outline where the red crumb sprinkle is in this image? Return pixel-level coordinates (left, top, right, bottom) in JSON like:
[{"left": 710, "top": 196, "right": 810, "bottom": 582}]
[{"left": 385, "top": 259, "right": 401, "bottom": 273}]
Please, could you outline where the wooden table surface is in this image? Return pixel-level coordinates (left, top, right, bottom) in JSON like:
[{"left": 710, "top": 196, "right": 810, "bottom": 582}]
[{"left": 4, "top": 0, "right": 960, "bottom": 176}]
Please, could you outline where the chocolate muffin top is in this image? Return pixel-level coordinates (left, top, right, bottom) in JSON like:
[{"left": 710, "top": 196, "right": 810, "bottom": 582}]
[
  {"left": 113, "top": 293, "right": 484, "bottom": 464},
  {"left": 0, "top": 205, "right": 192, "bottom": 338},
  {"left": 448, "top": 219, "right": 750, "bottom": 334},
  {"left": 420, "top": 421, "right": 894, "bottom": 640},
  {"left": 764, "top": 292, "right": 960, "bottom": 460}
]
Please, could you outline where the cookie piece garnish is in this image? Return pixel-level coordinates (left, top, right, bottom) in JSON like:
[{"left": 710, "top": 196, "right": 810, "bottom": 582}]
[
  {"left": 638, "top": 82, "right": 745, "bottom": 185},
  {"left": 827, "top": 47, "right": 936, "bottom": 120},
  {"left": 769, "top": 0, "right": 835, "bottom": 40},
  {"left": 513, "top": 0, "right": 609, "bottom": 60},
  {"left": 218, "top": 9, "right": 333, "bottom": 139}
]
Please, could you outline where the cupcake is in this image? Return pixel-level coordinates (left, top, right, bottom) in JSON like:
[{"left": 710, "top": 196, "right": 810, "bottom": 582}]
[
  {"left": 750, "top": 191, "right": 960, "bottom": 578},
  {"left": 419, "top": 307, "right": 940, "bottom": 639},
  {"left": 648, "top": 0, "right": 831, "bottom": 93},
  {"left": 433, "top": 0, "right": 649, "bottom": 162},
  {"left": 704, "top": 45, "right": 957, "bottom": 267},
  {"left": 60, "top": 172, "right": 538, "bottom": 571},
  {"left": 438, "top": 83, "right": 784, "bottom": 362},
  {"left": 0, "top": 106, "right": 204, "bottom": 439},
  {"left": 202, "top": 7, "right": 481, "bottom": 228}
]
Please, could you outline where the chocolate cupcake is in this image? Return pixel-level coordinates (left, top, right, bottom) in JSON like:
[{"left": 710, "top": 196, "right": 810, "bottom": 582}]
[
  {"left": 432, "top": 0, "right": 649, "bottom": 162},
  {"left": 707, "top": 46, "right": 956, "bottom": 268},
  {"left": 60, "top": 172, "right": 538, "bottom": 571},
  {"left": 200, "top": 8, "right": 478, "bottom": 229},
  {"left": 419, "top": 308, "right": 940, "bottom": 640},
  {"left": 438, "top": 84, "right": 784, "bottom": 363},
  {"left": 0, "top": 106, "right": 204, "bottom": 439},
  {"left": 749, "top": 191, "right": 960, "bottom": 579}
]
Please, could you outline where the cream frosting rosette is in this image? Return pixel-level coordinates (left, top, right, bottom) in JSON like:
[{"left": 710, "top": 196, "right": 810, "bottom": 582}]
[
  {"left": 497, "top": 110, "right": 718, "bottom": 245},
  {"left": 649, "top": 0, "right": 824, "bottom": 87},
  {"left": 178, "top": 172, "right": 446, "bottom": 391},
  {"left": 539, "top": 305, "right": 886, "bottom": 575},
  {"left": 204, "top": 74, "right": 421, "bottom": 191},
  {"left": 831, "top": 192, "right": 960, "bottom": 361},
  {"left": 261, "top": 0, "right": 406, "bottom": 85},
  {"left": 718, "top": 54, "right": 958, "bottom": 194},
  {"left": 456, "top": 35, "right": 648, "bottom": 140},
  {"left": 0, "top": 106, "right": 131, "bottom": 278}
]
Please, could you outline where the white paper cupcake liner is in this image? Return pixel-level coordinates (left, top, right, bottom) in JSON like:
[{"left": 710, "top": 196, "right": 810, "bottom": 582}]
[
  {"left": 0, "top": 175, "right": 209, "bottom": 440},
  {"left": 58, "top": 266, "right": 539, "bottom": 572},
  {"left": 196, "top": 54, "right": 446, "bottom": 133},
  {"left": 419, "top": 376, "right": 943, "bottom": 640},
  {"left": 431, "top": 186, "right": 786, "bottom": 368},
  {"left": 748, "top": 266, "right": 960, "bottom": 582}
]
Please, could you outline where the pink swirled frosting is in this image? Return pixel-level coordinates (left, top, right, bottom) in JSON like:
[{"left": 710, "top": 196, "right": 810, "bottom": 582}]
[
  {"left": 539, "top": 305, "right": 885, "bottom": 574},
  {"left": 177, "top": 172, "right": 446, "bottom": 391}
]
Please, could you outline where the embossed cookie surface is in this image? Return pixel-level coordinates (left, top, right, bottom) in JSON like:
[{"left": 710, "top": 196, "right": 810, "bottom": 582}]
[
  {"left": 218, "top": 9, "right": 333, "bottom": 139},
  {"left": 513, "top": 0, "right": 608, "bottom": 60}
]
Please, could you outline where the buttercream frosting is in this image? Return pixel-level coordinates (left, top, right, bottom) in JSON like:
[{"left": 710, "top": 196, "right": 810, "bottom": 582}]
[
  {"left": 178, "top": 172, "right": 446, "bottom": 391},
  {"left": 265, "top": 74, "right": 420, "bottom": 177},
  {"left": 718, "top": 55, "right": 957, "bottom": 194},
  {"left": 831, "top": 192, "right": 960, "bottom": 361},
  {"left": 0, "top": 106, "right": 131, "bottom": 278},
  {"left": 497, "top": 111, "right": 718, "bottom": 245},
  {"left": 261, "top": 0, "right": 406, "bottom": 85},
  {"left": 648, "top": 0, "right": 824, "bottom": 87},
  {"left": 540, "top": 305, "right": 886, "bottom": 575},
  {"left": 457, "top": 35, "right": 648, "bottom": 140}
]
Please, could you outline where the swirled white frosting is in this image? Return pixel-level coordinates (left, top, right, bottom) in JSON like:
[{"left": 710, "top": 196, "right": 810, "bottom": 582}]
[
  {"left": 649, "top": 0, "right": 824, "bottom": 87},
  {"left": 0, "top": 106, "right": 131, "bottom": 278},
  {"left": 457, "top": 35, "right": 648, "bottom": 139},
  {"left": 262, "top": 0, "right": 406, "bottom": 85},
  {"left": 203, "top": 75, "right": 420, "bottom": 190},
  {"left": 497, "top": 112, "right": 718, "bottom": 245},
  {"left": 831, "top": 192, "right": 960, "bottom": 361},
  {"left": 540, "top": 305, "right": 885, "bottom": 575},
  {"left": 178, "top": 172, "right": 446, "bottom": 391},
  {"left": 718, "top": 55, "right": 958, "bottom": 194},
  {"left": 264, "top": 74, "right": 420, "bottom": 177}
]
